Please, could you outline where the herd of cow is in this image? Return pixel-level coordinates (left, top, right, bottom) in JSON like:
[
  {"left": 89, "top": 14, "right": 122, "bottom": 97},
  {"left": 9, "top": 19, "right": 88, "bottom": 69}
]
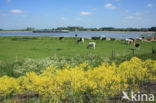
[
  {"left": 59, "top": 35, "right": 144, "bottom": 49},
  {"left": 59, "top": 37, "right": 96, "bottom": 49},
  {"left": 125, "top": 37, "right": 143, "bottom": 49}
]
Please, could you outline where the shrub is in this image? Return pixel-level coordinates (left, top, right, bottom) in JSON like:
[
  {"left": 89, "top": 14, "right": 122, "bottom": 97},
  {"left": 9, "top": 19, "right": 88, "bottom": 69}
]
[
  {"left": 91, "top": 36, "right": 100, "bottom": 40},
  {"left": 0, "top": 57, "right": 155, "bottom": 102},
  {"left": 110, "top": 38, "right": 115, "bottom": 41}
]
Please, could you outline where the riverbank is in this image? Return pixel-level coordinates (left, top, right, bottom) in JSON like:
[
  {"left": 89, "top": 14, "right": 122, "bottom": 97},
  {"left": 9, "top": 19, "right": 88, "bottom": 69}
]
[
  {"left": 85, "top": 30, "right": 155, "bottom": 33},
  {"left": 0, "top": 30, "right": 32, "bottom": 32},
  {"left": 0, "top": 30, "right": 155, "bottom": 33}
]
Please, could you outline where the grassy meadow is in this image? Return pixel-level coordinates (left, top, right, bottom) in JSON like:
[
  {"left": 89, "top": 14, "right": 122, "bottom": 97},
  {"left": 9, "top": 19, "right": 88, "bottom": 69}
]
[{"left": 0, "top": 36, "right": 156, "bottom": 62}]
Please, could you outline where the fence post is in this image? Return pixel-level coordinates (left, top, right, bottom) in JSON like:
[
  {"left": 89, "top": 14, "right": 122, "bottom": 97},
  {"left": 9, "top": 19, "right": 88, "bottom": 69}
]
[
  {"left": 53, "top": 53, "right": 56, "bottom": 59},
  {"left": 112, "top": 50, "right": 115, "bottom": 58},
  {"left": 132, "top": 49, "right": 135, "bottom": 56},
  {"left": 152, "top": 46, "right": 154, "bottom": 55}
]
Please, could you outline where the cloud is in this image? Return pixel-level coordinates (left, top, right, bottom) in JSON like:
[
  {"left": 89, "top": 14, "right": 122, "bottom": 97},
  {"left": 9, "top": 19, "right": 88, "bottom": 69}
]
[
  {"left": 125, "top": 16, "right": 143, "bottom": 20},
  {"left": 7, "top": 0, "right": 11, "bottom": 2},
  {"left": 10, "top": 9, "right": 22, "bottom": 14},
  {"left": 125, "top": 16, "right": 134, "bottom": 19},
  {"left": 104, "top": 3, "right": 116, "bottom": 10},
  {"left": 136, "top": 17, "right": 143, "bottom": 20},
  {"left": 125, "top": 10, "right": 129, "bottom": 13},
  {"left": 92, "top": 8, "right": 97, "bottom": 11},
  {"left": 60, "top": 17, "right": 66, "bottom": 20},
  {"left": 80, "top": 11, "right": 92, "bottom": 16},
  {"left": 147, "top": 4, "right": 152, "bottom": 7},
  {"left": 0, "top": 14, "right": 10, "bottom": 16},
  {"left": 134, "top": 12, "right": 142, "bottom": 16}
]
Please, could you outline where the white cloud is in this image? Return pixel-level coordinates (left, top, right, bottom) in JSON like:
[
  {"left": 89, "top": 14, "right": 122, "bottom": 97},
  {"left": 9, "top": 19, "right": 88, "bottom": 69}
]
[
  {"left": 125, "top": 10, "right": 129, "bottom": 13},
  {"left": 125, "top": 16, "right": 134, "bottom": 19},
  {"left": 60, "top": 17, "right": 66, "bottom": 20},
  {"left": 7, "top": 0, "right": 11, "bottom": 2},
  {"left": 80, "top": 11, "right": 92, "bottom": 16},
  {"left": 147, "top": 4, "right": 152, "bottom": 7},
  {"left": 10, "top": 9, "right": 22, "bottom": 14},
  {"left": 93, "top": 8, "right": 97, "bottom": 11},
  {"left": 136, "top": 17, "right": 143, "bottom": 20},
  {"left": 125, "top": 16, "right": 143, "bottom": 20},
  {"left": 0, "top": 14, "right": 10, "bottom": 16},
  {"left": 104, "top": 3, "right": 116, "bottom": 10},
  {"left": 134, "top": 12, "right": 142, "bottom": 16}
]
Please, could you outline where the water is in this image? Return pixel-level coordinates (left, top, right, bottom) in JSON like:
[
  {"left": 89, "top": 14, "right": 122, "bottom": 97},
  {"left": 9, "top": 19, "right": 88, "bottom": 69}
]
[{"left": 0, "top": 31, "right": 152, "bottom": 39}]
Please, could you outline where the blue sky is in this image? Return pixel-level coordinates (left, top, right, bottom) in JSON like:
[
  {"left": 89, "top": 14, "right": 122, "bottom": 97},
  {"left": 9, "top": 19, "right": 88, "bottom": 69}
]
[{"left": 0, "top": 0, "right": 156, "bottom": 29}]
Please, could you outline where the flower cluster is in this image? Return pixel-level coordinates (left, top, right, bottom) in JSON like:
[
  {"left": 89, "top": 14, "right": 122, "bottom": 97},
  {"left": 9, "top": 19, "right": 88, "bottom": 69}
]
[{"left": 0, "top": 57, "right": 155, "bottom": 102}]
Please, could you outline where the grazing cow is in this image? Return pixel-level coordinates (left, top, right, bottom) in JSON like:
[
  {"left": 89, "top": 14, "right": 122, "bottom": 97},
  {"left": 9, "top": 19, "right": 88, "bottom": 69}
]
[
  {"left": 87, "top": 42, "right": 96, "bottom": 49},
  {"left": 59, "top": 37, "right": 64, "bottom": 40},
  {"left": 136, "top": 37, "right": 143, "bottom": 42},
  {"left": 134, "top": 42, "right": 140, "bottom": 50},
  {"left": 100, "top": 35, "right": 105, "bottom": 40},
  {"left": 125, "top": 38, "right": 131, "bottom": 44},
  {"left": 77, "top": 38, "right": 84, "bottom": 44},
  {"left": 125, "top": 38, "right": 135, "bottom": 44},
  {"left": 129, "top": 38, "right": 135, "bottom": 43}
]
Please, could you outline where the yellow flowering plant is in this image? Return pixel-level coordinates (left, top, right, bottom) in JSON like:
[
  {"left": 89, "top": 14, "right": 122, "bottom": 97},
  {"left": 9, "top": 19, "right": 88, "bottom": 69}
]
[{"left": 0, "top": 57, "right": 155, "bottom": 102}]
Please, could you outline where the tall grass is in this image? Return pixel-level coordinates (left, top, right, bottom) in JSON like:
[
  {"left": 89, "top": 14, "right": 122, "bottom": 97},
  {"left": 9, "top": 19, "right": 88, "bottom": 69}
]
[{"left": 0, "top": 53, "right": 156, "bottom": 77}]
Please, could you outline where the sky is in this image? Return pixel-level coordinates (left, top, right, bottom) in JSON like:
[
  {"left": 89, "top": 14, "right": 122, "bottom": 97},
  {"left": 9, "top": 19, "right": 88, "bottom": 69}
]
[{"left": 0, "top": 0, "right": 156, "bottom": 29}]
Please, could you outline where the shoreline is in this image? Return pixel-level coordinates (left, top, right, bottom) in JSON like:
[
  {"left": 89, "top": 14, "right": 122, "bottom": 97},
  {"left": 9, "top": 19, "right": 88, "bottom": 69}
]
[
  {"left": 0, "top": 30, "right": 155, "bottom": 33},
  {"left": 0, "top": 31, "right": 32, "bottom": 32},
  {"left": 81, "top": 31, "right": 155, "bottom": 33}
]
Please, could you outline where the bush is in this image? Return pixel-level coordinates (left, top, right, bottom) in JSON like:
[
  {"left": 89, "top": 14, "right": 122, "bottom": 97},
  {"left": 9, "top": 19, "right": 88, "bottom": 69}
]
[
  {"left": 91, "top": 36, "right": 100, "bottom": 40},
  {"left": 0, "top": 57, "right": 155, "bottom": 102},
  {"left": 110, "top": 38, "right": 115, "bottom": 41},
  {"left": 101, "top": 37, "right": 106, "bottom": 40}
]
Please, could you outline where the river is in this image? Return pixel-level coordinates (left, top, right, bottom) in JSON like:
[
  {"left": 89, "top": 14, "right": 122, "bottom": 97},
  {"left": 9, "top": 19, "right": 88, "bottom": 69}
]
[{"left": 0, "top": 31, "right": 152, "bottom": 39}]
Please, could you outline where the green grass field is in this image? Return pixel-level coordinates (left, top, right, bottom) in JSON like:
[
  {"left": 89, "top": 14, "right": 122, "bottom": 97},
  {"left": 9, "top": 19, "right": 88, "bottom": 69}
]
[{"left": 0, "top": 36, "right": 156, "bottom": 62}]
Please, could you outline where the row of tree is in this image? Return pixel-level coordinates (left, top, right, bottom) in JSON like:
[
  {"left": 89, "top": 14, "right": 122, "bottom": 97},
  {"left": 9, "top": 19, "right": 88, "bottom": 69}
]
[
  {"left": 0, "top": 26, "right": 156, "bottom": 32},
  {"left": 34, "top": 26, "right": 156, "bottom": 32}
]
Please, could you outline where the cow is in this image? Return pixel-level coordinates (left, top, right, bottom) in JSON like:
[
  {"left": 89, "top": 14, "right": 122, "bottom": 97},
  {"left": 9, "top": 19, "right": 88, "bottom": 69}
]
[
  {"left": 134, "top": 42, "right": 140, "bottom": 50},
  {"left": 59, "top": 37, "right": 64, "bottom": 40},
  {"left": 87, "top": 42, "right": 96, "bottom": 49},
  {"left": 77, "top": 38, "right": 84, "bottom": 44}
]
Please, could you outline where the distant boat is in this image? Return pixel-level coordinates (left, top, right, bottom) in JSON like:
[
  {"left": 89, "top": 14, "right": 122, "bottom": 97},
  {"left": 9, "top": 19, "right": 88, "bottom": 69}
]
[{"left": 33, "top": 30, "right": 69, "bottom": 33}]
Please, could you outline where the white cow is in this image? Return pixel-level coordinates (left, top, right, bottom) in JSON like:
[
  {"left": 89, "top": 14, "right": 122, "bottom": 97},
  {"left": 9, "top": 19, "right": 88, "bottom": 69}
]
[
  {"left": 136, "top": 37, "right": 143, "bottom": 42},
  {"left": 87, "top": 42, "right": 96, "bottom": 49},
  {"left": 125, "top": 38, "right": 134, "bottom": 45},
  {"left": 81, "top": 38, "right": 84, "bottom": 43},
  {"left": 125, "top": 38, "right": 130, "bottom": 44},
  {"left": 100, "top": 35, "right": 105, "bottom": 40},
  {"left": 77, "top": 37, "right": 84, "bottom": 43}
]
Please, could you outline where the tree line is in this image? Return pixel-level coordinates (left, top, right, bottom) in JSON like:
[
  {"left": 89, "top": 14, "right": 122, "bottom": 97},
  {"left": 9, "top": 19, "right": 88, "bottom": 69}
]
[{"left": 0, "top": 26, "right": 156, "bottom": 32}]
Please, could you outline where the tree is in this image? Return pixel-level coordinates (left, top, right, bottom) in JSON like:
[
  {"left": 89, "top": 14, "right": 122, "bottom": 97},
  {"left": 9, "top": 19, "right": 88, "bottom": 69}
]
[
  {"left": 26, "top": 27, "right": 35, "bottom": 31},
  {"left": 149, "top": 27, "right": 156, "bottom": 31}
]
